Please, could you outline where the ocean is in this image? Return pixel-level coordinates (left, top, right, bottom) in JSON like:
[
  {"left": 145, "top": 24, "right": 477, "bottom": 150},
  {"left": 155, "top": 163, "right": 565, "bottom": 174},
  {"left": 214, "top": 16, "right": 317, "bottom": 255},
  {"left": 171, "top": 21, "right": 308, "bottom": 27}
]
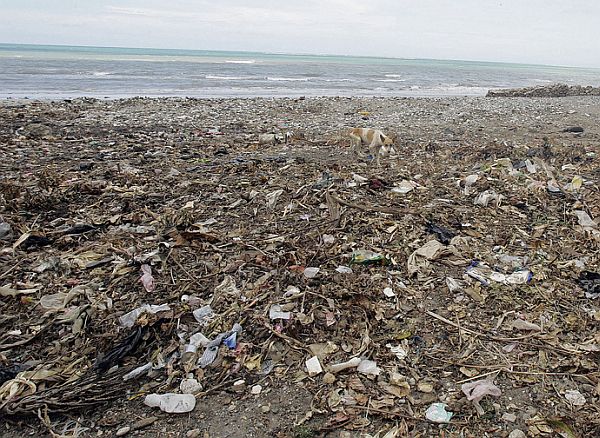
[{"left": 2, "top": 43, "right": 600, "bottom": 99}]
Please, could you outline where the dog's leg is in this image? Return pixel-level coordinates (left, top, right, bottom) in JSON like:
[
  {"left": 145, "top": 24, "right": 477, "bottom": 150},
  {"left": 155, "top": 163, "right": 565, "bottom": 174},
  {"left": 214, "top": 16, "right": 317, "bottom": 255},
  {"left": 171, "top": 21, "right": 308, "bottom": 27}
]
[
  {"left": 350, "top": 134, "right": 364, "bottom": 157},
  {"left": 369, "top": 141, "right": 382, "bottom": 166}
]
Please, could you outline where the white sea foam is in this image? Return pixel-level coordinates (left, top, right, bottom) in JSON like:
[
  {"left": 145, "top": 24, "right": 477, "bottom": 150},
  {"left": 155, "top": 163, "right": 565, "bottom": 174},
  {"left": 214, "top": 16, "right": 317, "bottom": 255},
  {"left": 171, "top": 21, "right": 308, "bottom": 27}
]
[
  {"left": 384, "top": 74, "right": 403, "bottom": 78},
  {"left": 375, "top": 78, "right": 407, "bottom": 82},
  {"left": 205, "top": 75, "right": 254, "bottom": 80},
  {"left": 224, "top": 60, "right": 256, "bottom": 64},
  {"left": 266, "top": 77, "right": 311, "bottom": 82}
]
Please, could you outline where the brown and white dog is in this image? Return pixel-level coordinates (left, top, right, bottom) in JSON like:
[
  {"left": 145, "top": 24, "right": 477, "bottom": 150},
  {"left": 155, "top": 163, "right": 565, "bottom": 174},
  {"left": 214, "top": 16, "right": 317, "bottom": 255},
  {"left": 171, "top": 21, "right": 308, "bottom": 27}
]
[{"left": 348, "top": 128, "right": 395, "bottom": 165}]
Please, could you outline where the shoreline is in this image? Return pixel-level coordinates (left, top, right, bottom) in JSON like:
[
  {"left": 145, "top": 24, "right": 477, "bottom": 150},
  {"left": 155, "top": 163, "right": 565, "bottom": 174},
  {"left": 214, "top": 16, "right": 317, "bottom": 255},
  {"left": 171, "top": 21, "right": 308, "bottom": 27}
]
[
  {"left": 0, "top": 89, "right": 491, "bottom": 100},
  {"left": 2, "top": 83, "right": 600, "bottom": 100}
]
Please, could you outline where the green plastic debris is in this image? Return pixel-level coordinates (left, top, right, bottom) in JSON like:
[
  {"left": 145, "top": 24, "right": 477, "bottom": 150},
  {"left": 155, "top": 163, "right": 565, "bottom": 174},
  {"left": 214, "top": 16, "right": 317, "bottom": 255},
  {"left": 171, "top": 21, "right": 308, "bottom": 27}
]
[{"left": 351, "top": 249, "right": 390, "bottom": 266}]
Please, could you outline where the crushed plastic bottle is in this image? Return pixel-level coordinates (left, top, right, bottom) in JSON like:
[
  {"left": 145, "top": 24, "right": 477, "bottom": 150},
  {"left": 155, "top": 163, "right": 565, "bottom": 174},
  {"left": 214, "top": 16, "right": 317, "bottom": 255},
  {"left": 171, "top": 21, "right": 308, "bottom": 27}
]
[
  {"left": 144, "top": 393, "right": 196, "bottom": 413},
  {"left": 351, "top": 249, "right": 389, "bottom": 266}
]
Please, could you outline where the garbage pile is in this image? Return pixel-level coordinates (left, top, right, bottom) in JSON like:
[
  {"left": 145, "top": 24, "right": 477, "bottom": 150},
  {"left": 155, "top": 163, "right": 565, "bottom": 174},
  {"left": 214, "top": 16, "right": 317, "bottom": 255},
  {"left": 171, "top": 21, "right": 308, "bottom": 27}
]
[{"left": 0, "top": 96, "right": 598, "bottom": 436}]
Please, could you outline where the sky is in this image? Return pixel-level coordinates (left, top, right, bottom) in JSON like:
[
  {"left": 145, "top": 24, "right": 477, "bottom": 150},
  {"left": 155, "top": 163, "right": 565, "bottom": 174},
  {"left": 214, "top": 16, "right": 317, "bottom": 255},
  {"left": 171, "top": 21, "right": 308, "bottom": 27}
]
[{"left": 0, "top": 0, "right": 599, "bottom": 68}]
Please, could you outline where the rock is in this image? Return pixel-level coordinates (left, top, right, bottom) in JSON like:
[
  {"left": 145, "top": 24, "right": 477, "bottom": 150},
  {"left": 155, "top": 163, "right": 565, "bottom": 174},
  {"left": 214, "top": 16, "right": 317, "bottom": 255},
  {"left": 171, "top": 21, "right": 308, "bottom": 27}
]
[
  {"left": 131, "top": 417, "right": 157, "bottom": 431},
  {"left": 251, "top": 384, "right": 262, "bottom": 395},
  {"left": 0, "top": 222, "right": 11, "bottom": 240},
  {"left": 564, "top": 389, "right": 586, "bottom": 406},
  {"left": 562, "top": 126, "right": 584, "bottom": 133},
  {"left": 508, "top": 430, "right": 527, "bottom": 438},
  {"left": 417, "top": 382, "right": 434, "bottom": 393},
  {"left": 232, "top": 379, "right": 246, "bottom": 392},
  {"left": 20, "top": 123, "right": 53, "bottom": 139},
  {"left": 322, "top": 372, "right": 336, "bottom": 384},
  {"left": 502, "top": 412, "right": 517, "bottom": 422},
  {"left": 487, "top": 84, "right": 600, "bottom": 98},
  {"left": 180, "top": 378, "right": 203, "bottom": 394},
  {"left": 186, "top": 429, "right": 201, "bottom": 438},
  {"left": 116, "top": 426, "right": 131, "bottom": 436}
]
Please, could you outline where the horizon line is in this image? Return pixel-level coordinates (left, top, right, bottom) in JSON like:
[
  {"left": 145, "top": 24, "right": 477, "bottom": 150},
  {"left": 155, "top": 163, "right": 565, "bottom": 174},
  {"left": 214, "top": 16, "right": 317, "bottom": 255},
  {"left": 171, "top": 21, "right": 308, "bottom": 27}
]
[{"left": 1, "top": 41, "right": 598, "bottom": 71}]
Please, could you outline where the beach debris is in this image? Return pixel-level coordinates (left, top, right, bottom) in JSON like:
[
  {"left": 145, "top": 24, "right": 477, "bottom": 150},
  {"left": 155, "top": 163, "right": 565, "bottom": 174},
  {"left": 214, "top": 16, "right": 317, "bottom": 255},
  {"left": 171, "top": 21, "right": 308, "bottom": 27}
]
[
  {"left": 425, "top": 222, "right": 455, "bottom": 244},
  {"left": 0, "top": 285, "right": 40, "bottom": 298},
  {"left": 306, "top": 356, "right": 323, "bottom": 376},
  {"left": 474, "top": 190, "right": 504, "bottom": 207},
  {"left": 466, "top": 262, "right": 532, "bottom": 285},
  {"left": 357, "top": 359, "right": 381, "bottom": 376},
  {"left": 511, "top": 318, "right": 541, "bottom": 332},
  {"left": 383, "top": 287, "right": 395, "bottom": 298},
  {"left": 303, "top": 267, "right": 320, "bottom": 278},
  {"left": 387, "top": 344, "right": 408, "bottom": 360},
  {"left": 391, "top": 180, "right": 416, "bottom": 194},
  {"left": 446, "top": 277, "right": 464, "bottom": 293},
  {"left": 407, "top": 240, "right": 455, "bottom": 276},
  {"left": 269, "top": 304, "right": 292, "bottom": 320},
  {"left": 0, "top": 220, "right": 12, "bottom": 239},
  {"left": 425, "top": 403, "right": 453, "bottom": 423},
  {"left": 180, "top": 378, "right": 203, "bottom": 394},
  {"left": 258, "top": 133, "right": 286, "bottom": 145},
  {"left": 144, "top": 393, "right": 196, "bottom": 413},
  {"left": 139, "top": 264, "right": 155, "bottom": 293},
  {"left": 328, "top": 357, "right": 361, "bottom": 374},
  {"left": 564, "top": 389, "right": 586, "bottom": 406},
  {"left": 461, "top": 379, "right": 502, "bottom": 415},
  {"left": 95, "top": 327, "right": 145, "bottom": 371},
  {"left": 1, "top": 95, "right": 598, "bottom": 437},
  {"left": 574, "top": 210, "right": 597, "bottom": 231},
  {"left": 123, "top": 362, "right": 153, "bottom": 381},
  {"left": 351, "top": 249, "right": 388, "bottom": 265},
  {"left": 192, "top": 305, "right": 214, "bottom": 325},
  {"left": 199, "top": 323, "right": 242, "bottom": 368},
  {"left": 579, "top": 271, "right": 600, "bottom": 298},
  {"left": 118, "top": 304, "right": 171, "bottom": 328}
]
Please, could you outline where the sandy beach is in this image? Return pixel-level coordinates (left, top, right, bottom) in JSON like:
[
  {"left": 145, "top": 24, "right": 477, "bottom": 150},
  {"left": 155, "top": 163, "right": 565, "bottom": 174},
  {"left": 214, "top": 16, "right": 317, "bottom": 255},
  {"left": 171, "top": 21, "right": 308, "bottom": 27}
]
[{"left": 1, "top": 95, "right": 599, "bottom": 437}]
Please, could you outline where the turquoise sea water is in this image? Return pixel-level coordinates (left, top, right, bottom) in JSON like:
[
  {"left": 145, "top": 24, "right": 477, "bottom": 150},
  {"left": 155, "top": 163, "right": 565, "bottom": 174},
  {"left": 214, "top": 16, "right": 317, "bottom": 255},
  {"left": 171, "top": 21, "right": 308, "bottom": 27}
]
[{"left": 2, "top": 43, "right": 600, "bottom": 98}]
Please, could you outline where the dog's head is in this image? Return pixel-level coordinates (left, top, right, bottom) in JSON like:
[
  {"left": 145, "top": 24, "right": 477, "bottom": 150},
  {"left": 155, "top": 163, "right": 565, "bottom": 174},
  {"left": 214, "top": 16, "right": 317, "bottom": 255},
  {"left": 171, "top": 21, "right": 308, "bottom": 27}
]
[{"left": 379, "top": 133, "right": 395, "bottom": 156}]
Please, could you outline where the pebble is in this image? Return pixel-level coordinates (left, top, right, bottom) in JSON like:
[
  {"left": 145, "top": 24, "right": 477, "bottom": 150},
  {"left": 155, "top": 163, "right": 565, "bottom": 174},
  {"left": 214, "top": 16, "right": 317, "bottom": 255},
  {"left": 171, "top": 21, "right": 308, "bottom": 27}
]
[
  {"left": 502, "top": 413, "right": 517, "bottom": 422},
  {"left": 114, "top": 417, "right": 158, "bottom": 436},
  {"left": 131, "top": 417, "right": 158, "bottom": 430},
  {"left": 116, "top": 426, "right": 130, "bottom": 436},
  {"left": 322, "top": 372, "right": 336, "bottom": 384},
  {"left": 261, "top": 404, "right": 271, "bottom": 413},
  {"left": 417, "top": 382, "right": 434, "bottom": 393},
  {"left": 186, "top": 429, "right": 201, "bottom": 438},
  {"left": 251, "top": 384, "right": 263, "bottom": 395},
  {"left": 232, "top": 379, "right": 246, "bottom": 392},
  {"left": 0, "top": 222, "right": 11, "bottom": 239},
  {"left": 508, "top": 430, "right": 527, "bottom": 438}
]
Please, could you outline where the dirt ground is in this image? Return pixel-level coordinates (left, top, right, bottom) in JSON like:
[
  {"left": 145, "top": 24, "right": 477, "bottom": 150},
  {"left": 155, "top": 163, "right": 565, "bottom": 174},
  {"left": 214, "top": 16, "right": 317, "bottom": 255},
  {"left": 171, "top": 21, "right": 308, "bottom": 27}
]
[{"left": 0, "top": 95, "right": 599, "bottom": 437}]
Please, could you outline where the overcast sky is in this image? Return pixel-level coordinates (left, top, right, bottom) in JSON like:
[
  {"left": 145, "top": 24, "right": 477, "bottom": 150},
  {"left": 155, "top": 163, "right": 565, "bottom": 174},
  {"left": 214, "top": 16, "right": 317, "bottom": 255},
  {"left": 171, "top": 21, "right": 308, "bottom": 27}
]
[{"left": 1, "top": 0, "right": 599, "bottom": 68}]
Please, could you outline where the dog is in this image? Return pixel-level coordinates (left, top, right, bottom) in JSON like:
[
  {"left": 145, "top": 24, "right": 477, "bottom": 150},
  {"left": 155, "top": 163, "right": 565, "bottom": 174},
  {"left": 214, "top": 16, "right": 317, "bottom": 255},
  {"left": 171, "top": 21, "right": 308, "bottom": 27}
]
[{"left": 348, "top": 128, "right": 395, "bottom": 165}]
